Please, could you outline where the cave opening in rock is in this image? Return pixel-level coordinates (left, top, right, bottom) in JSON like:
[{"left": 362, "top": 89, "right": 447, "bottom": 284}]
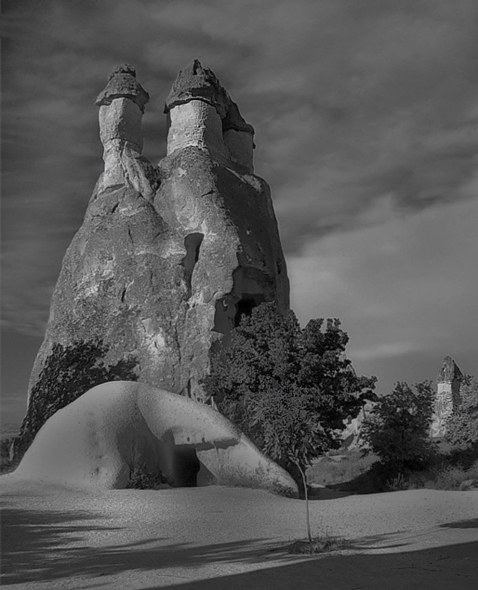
[
  {"left": 182, "top": 233, "right": 204, "bottom": 293},
  {"left": 234, "top": 293, "right": 265, "bottom": 327},
  {"left": 213, "top": 293, "right": 265, "bottom": 335},
  {"left": 171, "top": 445, "right": 201, "bottom": 487}
]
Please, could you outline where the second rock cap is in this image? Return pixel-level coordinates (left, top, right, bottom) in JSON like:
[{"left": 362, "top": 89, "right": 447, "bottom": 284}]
[
  {"left": 95, "top": 64, "right": 150, "bottom": 113},
  {"left": 165, "top": 59, "right": 254, "bottom": 135}
]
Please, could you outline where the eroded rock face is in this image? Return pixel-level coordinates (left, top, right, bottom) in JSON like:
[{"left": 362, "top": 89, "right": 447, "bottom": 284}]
[
  {"left": 430, "top": 356, "right": 464, "bottom": 438},
  {"left": 27, "top": 61, "right": 289, "bottom": 408},
  {"left": 13, "top": 381, "right": 298, "bottom": 496}
]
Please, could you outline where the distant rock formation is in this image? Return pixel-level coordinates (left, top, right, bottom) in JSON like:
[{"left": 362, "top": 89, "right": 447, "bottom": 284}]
[
  {"left": 430, "top": 356, "right": 464, "bottom": 438},
  {"left": 340, "top": 402, "right": 375, "bottom": 450},
  {"left": 12, "top": 381, "right": 298, "bottom": 496},
  {"left": 26, "top": 61, "right": 289, "bottom": 413}
]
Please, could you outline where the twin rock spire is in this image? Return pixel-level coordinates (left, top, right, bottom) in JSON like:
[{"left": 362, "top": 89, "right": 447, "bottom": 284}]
[
  {"left": 95, "top": 60, "right": 255, "bottom": 175},
  {"left": 26, "top": 60, "right": 289, "bottom": 409}
]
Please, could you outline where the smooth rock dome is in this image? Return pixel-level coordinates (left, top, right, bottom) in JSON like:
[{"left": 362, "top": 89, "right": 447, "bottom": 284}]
[{"left": 11, "top": 381, "right": 298, "bottom": 496}]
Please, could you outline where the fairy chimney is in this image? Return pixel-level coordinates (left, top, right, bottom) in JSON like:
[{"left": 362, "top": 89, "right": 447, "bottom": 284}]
[
  {"left": 430, "top": 356, "right": 463, "bottom": 438},
  {"left": 24, "top": 61, "right": 289, "bottom": 443}
]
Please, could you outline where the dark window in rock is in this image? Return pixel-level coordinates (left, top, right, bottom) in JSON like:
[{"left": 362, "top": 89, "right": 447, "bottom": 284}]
[
  {"left": 182, "top": 233, "right": 204, "bottom": 293},
  {"left": 213, "top": 296, "right": 236, "bottom": 334},
  {"left": 172, "top": 445, "right": 200, "bottom": 487},
  {"left": 234, "top": 294, "right": 265, "bottom": 327}
]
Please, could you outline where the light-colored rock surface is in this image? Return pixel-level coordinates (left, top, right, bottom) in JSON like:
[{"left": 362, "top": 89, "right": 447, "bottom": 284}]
[
  {"left": 431, "top": 356, "right": 464, "bottom": 438},
  {"left": 11, "top": 381, "right": 297, "bottom": 495},
  {"left": 27, "top": 60, "right": 289, "bottom": 412},
  {"left": 340, "top": 402, "right": 374, "bottom": 449},
  {"left": 1, "top": 480, "right": 477, "bottom": 589}
]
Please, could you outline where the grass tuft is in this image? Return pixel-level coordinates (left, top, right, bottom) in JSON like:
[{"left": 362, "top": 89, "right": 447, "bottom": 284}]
[
  {"left": 126, "top": 463, "right": 172, "bottom": 489},
  {"left": 287, "top": 533, "right": 349, "bottom": 555}
]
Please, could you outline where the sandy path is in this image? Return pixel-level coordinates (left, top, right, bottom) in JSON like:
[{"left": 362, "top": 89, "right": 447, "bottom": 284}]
[{"left": 1, "top": 477, "right": 477, "bottom": 589}]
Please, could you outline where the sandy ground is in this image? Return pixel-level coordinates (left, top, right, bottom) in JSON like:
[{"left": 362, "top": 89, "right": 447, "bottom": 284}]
[{"left": 1, "top": 476, "right": 477, "bottom": 590}]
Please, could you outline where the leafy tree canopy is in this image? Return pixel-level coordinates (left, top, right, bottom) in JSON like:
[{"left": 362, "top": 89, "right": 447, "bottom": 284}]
[
  {"left": 361, "top": 381, "right": 437, "bottom": 470},
  {"left": 202, "top": 302, "right": 376, "bottom": 481}
]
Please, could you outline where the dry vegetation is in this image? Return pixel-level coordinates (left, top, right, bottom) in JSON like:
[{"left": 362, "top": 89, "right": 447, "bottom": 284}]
[{"left": 306, "top": 444, "right": 478, "bottom": 494}]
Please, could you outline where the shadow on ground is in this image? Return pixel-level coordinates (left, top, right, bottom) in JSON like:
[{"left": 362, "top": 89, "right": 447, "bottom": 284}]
[
  {"left": 143, "top": 540, "right": 478, "bottom": 590},
  {"left": 440, "top": 517, "right": 478, "bottom": 529},
  {"left": 1, "top": 503, "right": 477, "bottom": 589}
]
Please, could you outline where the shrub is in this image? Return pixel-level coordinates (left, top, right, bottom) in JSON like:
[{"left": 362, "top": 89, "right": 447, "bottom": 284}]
[
  {"left": 126, "top": 464, "right": 171, "bottom": 489},
  {"left": 13, "top": 340, "right": 138, "bottom": 461},
  {"left": 361, "top": 381, "right": 437, "bottom": 472},
  {"left": 445, "top": 376, "right": 478, "bottom": 450},
  {"left": 202, "top": 303, "right": 376, "bottom": 486},
  {"left": 287, "top": 531, "right": 349, "bottom": 554},
  {"left": 401, "top": 459, "right": 478, "bottom": 491}
]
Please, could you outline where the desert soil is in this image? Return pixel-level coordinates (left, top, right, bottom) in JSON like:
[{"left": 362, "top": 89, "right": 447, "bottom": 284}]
[{"left": 1, "top": 477, "right": 477, "bottom": 589}]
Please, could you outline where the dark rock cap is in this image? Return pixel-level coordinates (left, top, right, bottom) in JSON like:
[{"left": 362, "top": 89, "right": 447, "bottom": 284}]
[
  {"left": 437, "top": 356, "right": 463, "bottom": 382},
  {"left": 95, "top": 64, "right": 150, "bottom": 112},
  {"left": 165, "top": 59, "right": 254, "bottom": 135}
]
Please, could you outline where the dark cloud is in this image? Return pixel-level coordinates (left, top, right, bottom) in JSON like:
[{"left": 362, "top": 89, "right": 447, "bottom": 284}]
[
  {"left": 289, "top": 197, "right": 478, "bottom": 391},
  {"left": 1, "top": 0, "right": 478, "bottom": 403}
]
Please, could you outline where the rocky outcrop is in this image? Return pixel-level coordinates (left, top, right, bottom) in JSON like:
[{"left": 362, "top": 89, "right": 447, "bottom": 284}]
[
  {"left": 26, "top": 61, "right": 289, "bottom": 410},
  {"left": 13, "top": 381, "right": 298, "bottom": 496},
  {"left": 340, "top": 402, "right": 375, "bottom": 450},
  {"left": 430, "top": 356, "right": 464, "bottom": 438}
]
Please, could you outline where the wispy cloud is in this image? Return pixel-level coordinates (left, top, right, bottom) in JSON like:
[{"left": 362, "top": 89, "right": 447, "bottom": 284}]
[
  {"left": 289, "top": 197, "right": 478, "bottom": 389},
  {"left": 1, "top": 0, "right": 478, "bottom": 390}
]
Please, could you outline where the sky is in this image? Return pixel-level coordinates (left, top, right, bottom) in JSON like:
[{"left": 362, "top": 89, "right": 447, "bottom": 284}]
[{"left": 2, "top": 0, "right": 478, "bottom": 431}]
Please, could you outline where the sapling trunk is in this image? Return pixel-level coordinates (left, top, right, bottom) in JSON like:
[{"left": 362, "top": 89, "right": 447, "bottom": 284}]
[{"left": 292, "top": 459, "right": 312, "bottom": 543}]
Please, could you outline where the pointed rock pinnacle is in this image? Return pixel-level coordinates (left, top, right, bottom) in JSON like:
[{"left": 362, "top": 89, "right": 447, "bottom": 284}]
[
  {"left": 165, "top": 59, "right": 254, "bottom": 135},
  {"left": 437, "top": 356, "right": 463, "bottom": 383}
]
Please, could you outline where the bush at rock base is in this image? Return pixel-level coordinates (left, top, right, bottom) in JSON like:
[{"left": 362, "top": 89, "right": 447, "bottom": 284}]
[
  {"left": 12, "top": 340, "right": 138, "bottom": 461},
  {"left": 126, "top": 463, "right": 172, "bottom": 490}
]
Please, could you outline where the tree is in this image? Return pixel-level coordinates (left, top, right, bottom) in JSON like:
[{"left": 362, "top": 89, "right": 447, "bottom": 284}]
[
  {"left": 445, "top": 376, "right": 478, "bottom": 450},
  {"left": 13, "top": 340, "right": 138, "bottom": 460},
  {"left": 202, "top": 302, "right": 377, "bottom": 489},
  {"left": 361, "top": 381, "right": 437, "bottom": 471}
]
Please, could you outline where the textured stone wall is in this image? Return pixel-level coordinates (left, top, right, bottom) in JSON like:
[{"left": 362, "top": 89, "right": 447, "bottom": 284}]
[{"left": 26, "top": 61, "right": 289, "bottom": 408}]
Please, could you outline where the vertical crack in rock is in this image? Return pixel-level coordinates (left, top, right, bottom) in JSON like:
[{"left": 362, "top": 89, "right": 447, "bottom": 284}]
[
  {"left": 182, "top": 233, "right": 204, "bottom": 298},
  {"left": 213, "top": 295, "right": 237, "bottom": 335}
]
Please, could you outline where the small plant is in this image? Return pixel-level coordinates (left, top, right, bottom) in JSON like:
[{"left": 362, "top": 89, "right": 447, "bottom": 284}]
[
  {"left": 126, "top": 463, "right": 171, "bottom": 489},
  {"left": 287, "top": 531, "right": 349, "bottom": 555},
  {"left": 386, "top": 472, "right": 408, "bottom": 491}
]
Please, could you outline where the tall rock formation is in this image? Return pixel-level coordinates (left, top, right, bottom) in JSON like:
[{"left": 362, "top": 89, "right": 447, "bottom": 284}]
[
  {"left": 26, "top": 61, "right": 289, "bottom": 412},
  {"left": 430, "top": 356, "right": 463, "bottom": 438}
]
